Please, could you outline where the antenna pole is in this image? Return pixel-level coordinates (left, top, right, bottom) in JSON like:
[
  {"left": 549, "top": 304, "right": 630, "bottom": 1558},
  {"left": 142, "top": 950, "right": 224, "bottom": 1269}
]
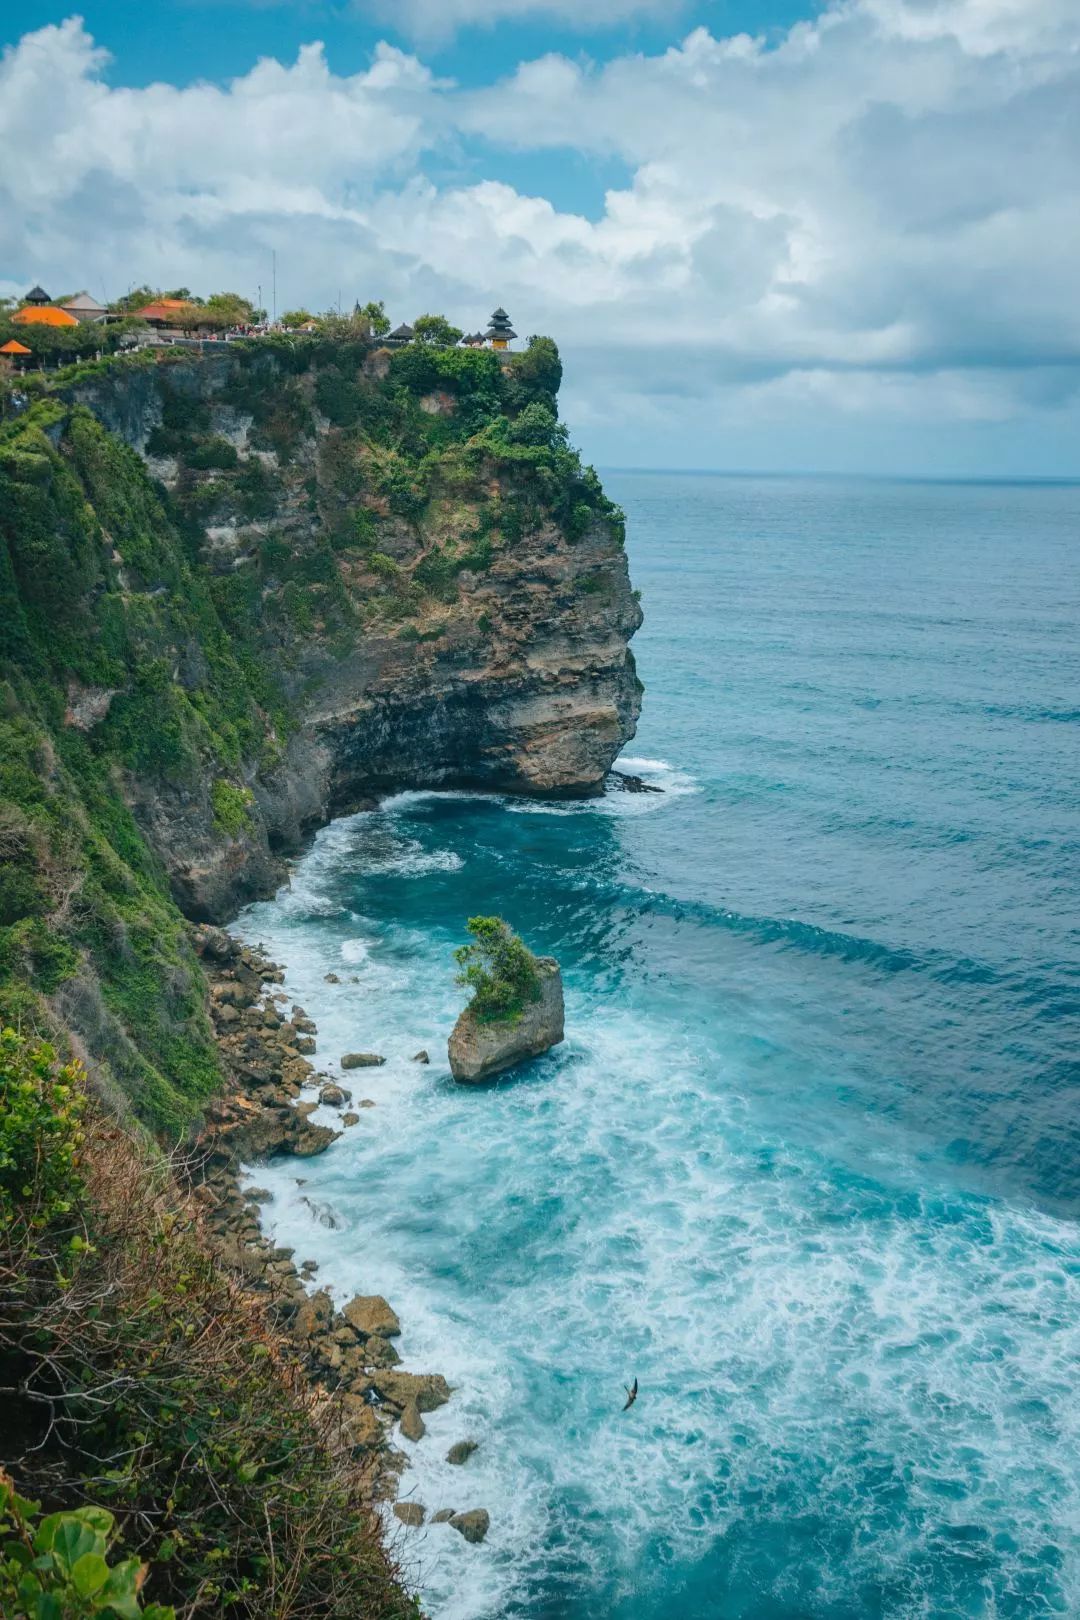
[{"left": 272, "top": 250, "right": 277, "bottom": 324}]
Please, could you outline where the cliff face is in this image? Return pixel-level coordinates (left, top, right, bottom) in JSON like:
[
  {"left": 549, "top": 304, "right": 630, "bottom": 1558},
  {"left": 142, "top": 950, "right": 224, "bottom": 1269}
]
[
  {"left": 0, "top": 334, "right": 640, "bottom": 1126},
  {"left": 69, "top": 344, "right": 641, "bottom": 919}
]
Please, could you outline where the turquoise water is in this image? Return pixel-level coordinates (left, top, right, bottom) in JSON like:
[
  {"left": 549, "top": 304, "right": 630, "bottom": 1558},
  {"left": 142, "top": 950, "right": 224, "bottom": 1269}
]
[{"left": 237, "top": 473, "right": 1080, "bottom": 1619}]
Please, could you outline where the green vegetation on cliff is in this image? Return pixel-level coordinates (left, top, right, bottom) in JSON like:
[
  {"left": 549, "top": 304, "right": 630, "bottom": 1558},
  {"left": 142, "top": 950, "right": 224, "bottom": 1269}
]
[
  {"left": 0, "top": 1029, "right": 418, "bottom": 1620},
  {"left": 0, "top": 330, "right": 624, "bottom": 1135}
]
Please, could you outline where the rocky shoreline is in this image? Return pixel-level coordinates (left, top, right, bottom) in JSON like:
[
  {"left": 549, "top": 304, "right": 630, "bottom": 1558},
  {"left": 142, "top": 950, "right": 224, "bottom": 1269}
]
[{"left": 185, "top": 924, "right": 488, "bottom": 1544}]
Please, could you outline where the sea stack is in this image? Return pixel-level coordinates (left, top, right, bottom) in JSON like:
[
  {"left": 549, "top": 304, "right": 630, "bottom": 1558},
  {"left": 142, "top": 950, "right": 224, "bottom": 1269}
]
[{"left": 448, "top": 958, "right": 565, "bottom": 1082}]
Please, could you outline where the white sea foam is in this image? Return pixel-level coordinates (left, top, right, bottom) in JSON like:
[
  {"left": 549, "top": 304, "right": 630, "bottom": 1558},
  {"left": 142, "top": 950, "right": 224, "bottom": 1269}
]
[{"left": 232, "top": 778, "right": 1080, "bottom": 1620}]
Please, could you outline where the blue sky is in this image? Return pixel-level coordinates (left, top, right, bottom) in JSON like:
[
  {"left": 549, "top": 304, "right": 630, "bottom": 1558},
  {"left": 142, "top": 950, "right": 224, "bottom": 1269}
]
[{"left": 2, "top": 0, "right": 1078, "bottom": 476}]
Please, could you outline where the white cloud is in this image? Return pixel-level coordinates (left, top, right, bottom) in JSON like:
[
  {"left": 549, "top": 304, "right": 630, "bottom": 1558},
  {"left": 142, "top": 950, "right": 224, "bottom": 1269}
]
[{"left": 1, "top": 2, "right": 1078, "bottom": 472}]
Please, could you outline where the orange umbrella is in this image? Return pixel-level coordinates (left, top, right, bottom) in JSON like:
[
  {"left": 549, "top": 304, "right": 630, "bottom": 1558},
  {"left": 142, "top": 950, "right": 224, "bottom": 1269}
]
[{"left": 0, "top": 340, "right": 32, "bottom": 355}]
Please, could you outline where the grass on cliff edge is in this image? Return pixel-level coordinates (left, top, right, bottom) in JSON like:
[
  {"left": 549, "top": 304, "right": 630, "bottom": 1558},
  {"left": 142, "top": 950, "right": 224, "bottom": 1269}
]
[{"left": 0, "top": 1027, "right": 421, "bottom": 1620}]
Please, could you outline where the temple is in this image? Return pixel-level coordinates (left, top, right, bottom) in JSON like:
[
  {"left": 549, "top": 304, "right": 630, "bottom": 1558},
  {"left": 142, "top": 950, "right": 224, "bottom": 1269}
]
[{"left": 485, "top": 307, "right": 517, "bottom": 350}]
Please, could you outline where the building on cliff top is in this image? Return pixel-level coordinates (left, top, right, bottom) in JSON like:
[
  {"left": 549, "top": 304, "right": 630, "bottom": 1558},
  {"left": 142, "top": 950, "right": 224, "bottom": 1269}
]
[
  {"left": 12, "top": 303, "right": 79, "bottom": 328},
  {"left": 485, "top": 307, "right": 517, "bottom": 350},
  {"left": 59, "top": 290, "right": 108, "bottom": 323},
  {"left": 387, "top": 322, "right": 415, "bottom": 345},
  {"left": 22, "top": 284, "right": 50, "bottom": 306}
]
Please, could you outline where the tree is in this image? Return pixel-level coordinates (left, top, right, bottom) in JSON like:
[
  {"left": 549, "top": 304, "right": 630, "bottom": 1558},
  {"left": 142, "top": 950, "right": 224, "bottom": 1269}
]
[
  {"left": 358, "top": 299, "right": 390, "bottom": 337},
  {"left": 509, "top": 400, "right": 565, "bottom": 449},
  {"left": 280, "top": 308, "right": 314, "bottom": 329},
  {"left": 506, "top": 334, "right": 562, "bottom": 414},
  {"left": 454, "top": 916, "right": 542, "bottom": 1024},
  {"left": 413, "top": 313, "right": 464, "bottom": 348}
]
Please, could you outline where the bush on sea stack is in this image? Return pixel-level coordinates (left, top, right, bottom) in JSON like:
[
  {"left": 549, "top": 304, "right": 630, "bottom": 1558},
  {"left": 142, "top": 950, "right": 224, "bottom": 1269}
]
[{"left": 448, "top": 917, "right": 564, "bottom": 1082}]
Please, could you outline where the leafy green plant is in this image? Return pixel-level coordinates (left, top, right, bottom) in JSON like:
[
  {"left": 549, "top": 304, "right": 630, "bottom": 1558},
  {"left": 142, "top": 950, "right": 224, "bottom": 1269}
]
[
  {"left": 0, "top": 1474, "right": 173, "bottom": 1620},
  {"left": 454, "top": 916, "right": 543, "bottom": 1024}
]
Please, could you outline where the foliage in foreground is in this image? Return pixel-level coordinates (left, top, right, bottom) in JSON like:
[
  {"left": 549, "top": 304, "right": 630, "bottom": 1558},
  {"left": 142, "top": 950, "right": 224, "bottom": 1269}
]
[
  {"left": 455, "top": 915, "right": 543, "bottom": 1024},
  {"left": 0, "top": 1030, "right": 420, "bottom": 1620},
  {"left": 0, "top": 1474, "right": 174, "bottom": 1620}
]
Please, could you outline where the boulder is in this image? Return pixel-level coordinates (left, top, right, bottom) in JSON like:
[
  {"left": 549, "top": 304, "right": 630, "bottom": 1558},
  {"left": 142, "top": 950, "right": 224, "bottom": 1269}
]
[
  {"left": 430, "top": 1508, "right": 456, "bottom": 1524},
  {"left": 342, "top": 1294, "right": 401, "bottom": 1339},
  {"left": 293, "top": 1290, "right": 333, "bottom": 1346},
  {"left": 319, "top": 1084, "right": 350, "bottom": 1107},
  {"left": 399, "top": 1401, "right": 425, "bottom": 1442},
  {"left": 446, "top": 1440, "right": 478, "bottom": 1466},
  {"left": 341, "top": 1052, "right": 385, "bottom": 1069},
  {"left": 341, "top": 1112, "right": 360, "bottom": 1127},
  {"left": 325, "top": 972, "right": 341, "bottom": 984},
  {"left": 393, "top": 1502, "right": 425, "bottom": 1528},
  {"left": 373, "top": 1370, "right": 452, "bottom": 1414},
  {"left": 448, "top": 958, "right": 564, "bottom": 1083},
  {"left": 412, "top": 1050, "right": 430, "bottom": 1064},
  {"left": 450, "top": 1509, "right": 490, "bottom": 1544}
]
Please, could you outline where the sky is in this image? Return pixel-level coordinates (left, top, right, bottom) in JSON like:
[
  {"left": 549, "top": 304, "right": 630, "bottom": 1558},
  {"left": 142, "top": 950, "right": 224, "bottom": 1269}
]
[{"left": 1, "top": 0, "right": 1078, "bottom": 477}]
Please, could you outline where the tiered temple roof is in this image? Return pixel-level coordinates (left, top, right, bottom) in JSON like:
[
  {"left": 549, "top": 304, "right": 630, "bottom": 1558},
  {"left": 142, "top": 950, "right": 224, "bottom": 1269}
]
[{"left": 485, "top": 307, "right": 517, "bottom": 344}]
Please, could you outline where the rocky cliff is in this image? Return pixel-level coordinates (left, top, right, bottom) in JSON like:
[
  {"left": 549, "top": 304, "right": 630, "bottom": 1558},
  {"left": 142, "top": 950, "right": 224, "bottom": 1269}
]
[{"left": 0, "top": 333, "right": 640, "bottom": 1128}]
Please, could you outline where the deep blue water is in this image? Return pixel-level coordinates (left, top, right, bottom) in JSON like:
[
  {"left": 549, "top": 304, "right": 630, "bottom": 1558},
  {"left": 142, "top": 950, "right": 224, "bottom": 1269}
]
[{"left": 237, "top": 473, "right": 1080, "bottom": 1619}]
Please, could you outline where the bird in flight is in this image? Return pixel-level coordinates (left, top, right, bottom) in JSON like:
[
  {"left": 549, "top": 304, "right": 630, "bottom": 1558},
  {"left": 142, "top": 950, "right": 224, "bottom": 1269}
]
[{"left": 623, "top": 1377, "right": 638, "bottom": 1411}]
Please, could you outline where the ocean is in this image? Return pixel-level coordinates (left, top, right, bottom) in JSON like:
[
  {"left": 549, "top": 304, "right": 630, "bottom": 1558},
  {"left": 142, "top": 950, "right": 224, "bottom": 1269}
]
[{"left": 235, "top": 472, "right": 1080, "bottom": 1619}]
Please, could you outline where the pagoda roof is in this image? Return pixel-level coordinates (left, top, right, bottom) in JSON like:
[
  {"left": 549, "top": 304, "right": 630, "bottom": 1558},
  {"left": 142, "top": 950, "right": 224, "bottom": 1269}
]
[
  {"left": 24, "top": 285, "right": 50, "bottom": 304},
  {"left": 390, "top": 322, "right": 415, "bottom": 338},
  {"left": 13, "top": 305, "right": 79, "bottom": 327},
  {"left": 0, "top": 339, "right": 32, "bottom": 355}
]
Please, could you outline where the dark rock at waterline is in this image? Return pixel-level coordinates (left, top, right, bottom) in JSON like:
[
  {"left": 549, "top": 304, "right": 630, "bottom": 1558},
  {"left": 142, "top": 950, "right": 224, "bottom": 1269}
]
[
  {"left": 412, "top": 1049, "right": 430, "bottom": 1063},
  {"left": 446, "top": 1439, "right": 478, "bottom": 1466},
  {"left": 244, "top": 1186, "right": 273, "bottom": 1203},
  {"left": 341, "top": 1111, "right": 360, "bottom": 1127},
  {"left": 607, "top": 769, "right": 662, "bottom": 794},
  {"left": 450, "top": 1509, "right": 490, "bottom": 1544},
  {"left": 393, "top": 1502, "right": 425, "bottom": 1528},
  {"left": 341, "top": 1052, "right": 385, "bottom": 1069},
  {"left": 448, "top": 959, "right": 564, "bottom": 1083},
  {"left": 325, "top": 973, "right": 341, "bottom": 984},
  {"left": 430, "top": 1508, "right": 456, "bottom": 1524}
]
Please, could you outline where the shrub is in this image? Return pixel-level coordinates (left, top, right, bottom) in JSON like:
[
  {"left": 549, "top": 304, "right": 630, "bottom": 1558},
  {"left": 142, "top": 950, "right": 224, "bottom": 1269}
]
[
  {"left": 454, "top": 915, "right": 543, "bottom": 1024},
  {"left": 209, "top": 779, "right": 253, "bottom": 837},
  {"left": 185, "top": 437, "right": 238, "bottom": 471},
  {"left": 0, "top": 1028, "right": 85, "bottom": 1238},
  {"left": 0, "top": 1038, "right": 420, "bottom": 1620},
  {"left": 0, "top": 1475, "right": 174, "bottom": 1620}
]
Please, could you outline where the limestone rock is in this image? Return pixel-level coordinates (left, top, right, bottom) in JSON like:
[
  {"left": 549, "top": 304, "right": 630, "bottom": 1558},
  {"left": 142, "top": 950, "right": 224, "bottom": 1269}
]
[
  {"left": 400, "top": 1402, "right": 426, "bottom": 1442},
  {"left": 341, "top": 1052, "right": 385, "bottom": 1069},
  {"left": 341, "top": 1111, "right": 360, "bottom": 1127},
  {"left": 342, "top": 1294, "right": 401, "bottom": 1339},
  {"left": 450, "top": 1509, "right": 490, "bottom": 1544},
  {"left": 393, "top": 1502, "right": 425, "bottom": 1528},
  {"left": 447, "top": 1440, "right": 478, "bottom": 1466},
  {"left": 319, "top": 1084, "right": 349, "bottom": 1107},
  {"left": 430, "top": 1508, "right": 456, "bottom": 1524},
  {"left": 448, "top": 959, "right": 564, "bottom": 1083},
  {"left": 412, "top": 1049, "right": 430, "bottom": 1063},
  {"left": 373, "top": 1370, "right": 452, "bottom": 1414}
]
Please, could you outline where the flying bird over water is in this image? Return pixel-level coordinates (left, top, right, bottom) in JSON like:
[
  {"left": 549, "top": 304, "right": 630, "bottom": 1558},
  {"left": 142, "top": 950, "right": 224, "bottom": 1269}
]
[{"left": 623, "top": 1377, "right": 638, "bottom": 1411}]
